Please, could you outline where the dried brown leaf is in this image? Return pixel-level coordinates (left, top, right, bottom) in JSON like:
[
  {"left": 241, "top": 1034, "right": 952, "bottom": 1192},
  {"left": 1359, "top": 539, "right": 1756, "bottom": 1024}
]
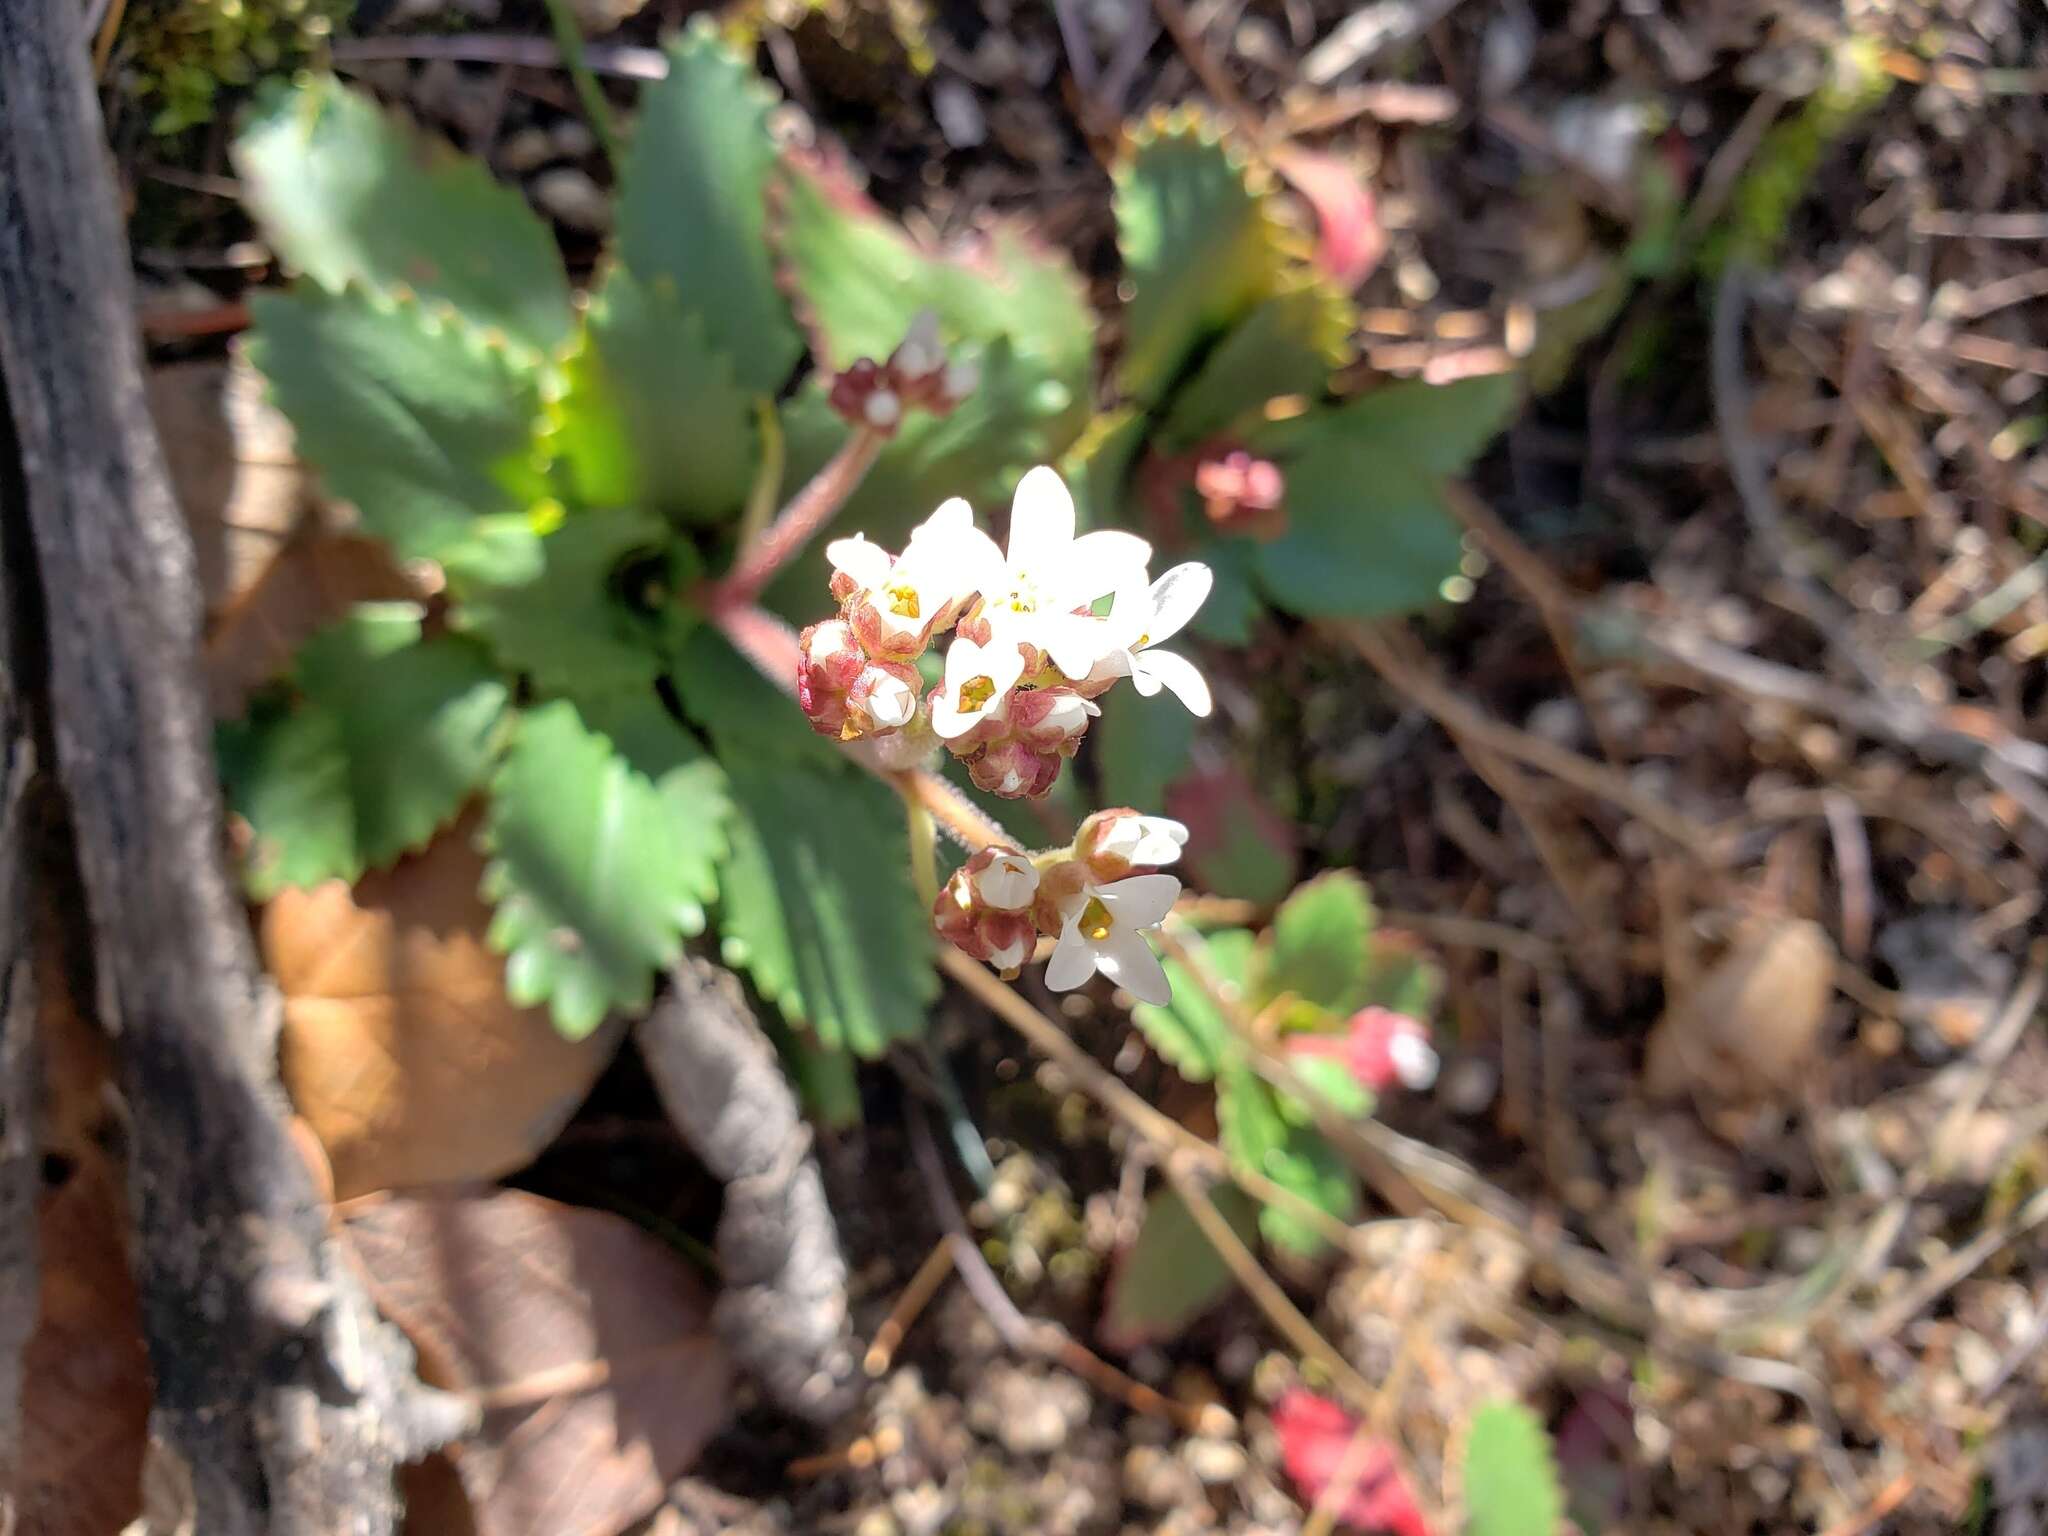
[
  {"left": 345, "top": 1189, "right": 730, "bottom": 1536},
  {"left": 1643, "top": 919, "right": 1837, "bottom": 1103},
  {"left": 20, "top": 927, "right": 151, "bottom": 1536},
  {"left": 267, "top": 823, "right": 624, "bottom": 1201}
]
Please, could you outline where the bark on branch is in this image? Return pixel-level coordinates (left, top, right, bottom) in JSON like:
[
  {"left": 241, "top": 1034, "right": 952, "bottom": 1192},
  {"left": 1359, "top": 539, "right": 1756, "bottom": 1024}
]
[{"left": 0, "top": 5, "right": 469, "bottom": 1530}]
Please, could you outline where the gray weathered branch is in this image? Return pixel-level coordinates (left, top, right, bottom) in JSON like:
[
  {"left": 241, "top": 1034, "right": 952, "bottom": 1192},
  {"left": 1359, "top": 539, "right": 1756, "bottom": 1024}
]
[
  {"left": 0, "top": 3, "right": 470, "bottom": 1529},
  {"left": 638, "top": 958, "right": 858, "bottom": 1420}
]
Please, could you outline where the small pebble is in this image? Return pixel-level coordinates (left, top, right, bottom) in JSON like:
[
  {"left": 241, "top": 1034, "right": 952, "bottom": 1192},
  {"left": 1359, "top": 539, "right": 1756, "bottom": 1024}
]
[
  {"left": 529, "top": 167, "right": 611, "bottom": 234},
  {"left": 498, "top": 125, "right": 556, "bottom": 173},
  {"left": 1182, "top": 1436, "right": 1247, "bottom": 1485}
]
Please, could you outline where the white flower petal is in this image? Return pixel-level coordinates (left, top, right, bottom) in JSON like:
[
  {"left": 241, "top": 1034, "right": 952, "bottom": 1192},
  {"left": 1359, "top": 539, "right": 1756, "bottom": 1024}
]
[
  {"left": 827, "top": 534, "right": 893, "bottom": 591},
  {"left": 1041, "top": 612, "right": 1122, "bottom": 680},
  {"left": 985, "top": 931, "right": 1030, "bottom": 970},
  {"left": 1387, "top": 1032, "right": 1439, "bottom": 1090},
  {"left": 1094, "top": 926, "right": 1172, "bottom": 1005},
  {"left": 1096, "top": 872, "right": 1181, "bottom": 930},
  {"left": 862, "top": 671, "right": 918, "bottom": 728},
  {"left": 1006, "top": 465, "right": 1075, "bottom": 576},
  {"left": 1133, "top": 648, "right": 1211, "bottom": 716},
  {"left": 972, "top": 854, "right": 1038, "bottom": 911},
  {"left": 1128, "top": 817, "right": 1189, "bottom": 867},
  {"left": 1144, "top": 562, "right": 1213, "bottom": 645},
  {"left": 1052, "top": 530, "right": 1154, "bottom": 607},
  {"left": 1044, "top": 919, "right": 1099, "bottom": 992}
]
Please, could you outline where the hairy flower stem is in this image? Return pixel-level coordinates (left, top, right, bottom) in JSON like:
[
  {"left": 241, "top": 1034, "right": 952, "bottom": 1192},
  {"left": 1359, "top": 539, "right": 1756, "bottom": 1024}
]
[
  {"left": 906, "top": 797, "right": 940, "bottom": 909},
  {"left": 710, "top": 425, "right": 886, "bottom": 611}
]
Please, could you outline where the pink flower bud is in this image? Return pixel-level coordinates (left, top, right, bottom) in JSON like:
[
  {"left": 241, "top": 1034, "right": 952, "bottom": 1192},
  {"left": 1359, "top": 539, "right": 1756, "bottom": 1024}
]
[
  {"left": 953, "top": 687, "right": 1097, "bottom": 800},
  {"left": 1289, "top": 1007, "right": 1438, "bottom": 1093},
  {"left": 796, "top": 619, "right": 865, "bottom": 737},
  {"left": 1272, "top": 1390, "right": 1428, "bottom": 1536},
  {"left": 1074, "top": 809, "right": 1190, "bottom": 882},
  {"left": 828, "top": 358, "right": 899, "bottom": 434},
  {"left": 845, "top": 659, "right": 924, "bottom": 736},
  {"left": 1194, "top": 449, "right": 1287, "bottom": 540},
  {"left": 933, "top": 846, "right": 1043, "bottom": 977}
]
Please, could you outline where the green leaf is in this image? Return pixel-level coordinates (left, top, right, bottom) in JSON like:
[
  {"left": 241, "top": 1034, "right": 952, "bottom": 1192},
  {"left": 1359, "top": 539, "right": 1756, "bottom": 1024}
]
[
  {"left": 615, "top": 21, "right": 801, "bottom": 396},
  {"left": 1113, "top": 117, "right": 1291, "bottom": 406},
  {"left": 1100, "top": 1184, "right": 1260, "bottom": 1349},
  {"left": 547, "top": 269, "right": 758, "bottom": 525},
  {"left": 1216, "top": 1063, "right": 1355, "bottom": 1255},
  {"left": 217, "top": 604, "right": 510, "bottom": 895},
  {"left": 1064, "top": 406, "right": 1150, "bottom": 531},
  {"left": 1166, "top": 767, "right": 1299, "bottom": 906},
  {"left": 452, "top": 508, "right": 693, "bottom": 693},
  {"left": 1267, "top": 871, "right": 1375, "bottom": 1015},
  {"left": 713, "top": 757, "right": 936, "bottom": 1055},
  {"left": 776, "top": 154, "right": 1092, "bottom": 422},
  {"left": 1359, "top": 931, "right": 1444, "bottom": 1022},
  {"left": 1159, "top": 287, "right": 1346, "bottom": 451},
  {"left": 570, "top": 689, "right": 731, "bottom": 905},
  {"left": 480, "top": 699, "right": 726, "bottom": 1038},
  {"left": 1093, "top": 686, "right": 1197, "bottom": 817},
  {"left": 1189, "top": 536, "right": 1262, "bottom": 644},
  {"left": 217, "top": 701, "right": 352, "bottom": 900},
  {"left": 1245, "top": 374, "right": 1518, "bottom": 619},
  {"left": 1462, "top": 1400, "right": 1565, "bottom": 1536},
  {"left": 247, "top": 287, "right": 544, "bottom": 567},
  {"left": 1129, "top": 927, "right": 1254, "bottom": 1084},
  {"left": 1290, "top": 1054, "right": 1376, "bottom": 1120},
  {"left": 674, "top": 629, "right": 938, "bottom": 1054},
  {"left": 236, "top": 75, "right": 571, "bottom": 353},
  {"left": 763, "top": 338, "right": 1083, "bottom": 615}
]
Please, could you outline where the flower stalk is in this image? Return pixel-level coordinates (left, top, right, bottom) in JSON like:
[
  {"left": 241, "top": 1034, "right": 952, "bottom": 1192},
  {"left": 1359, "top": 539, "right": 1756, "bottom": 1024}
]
[{"left": 709, "top": 424, "right": 887, "bottom": 612}]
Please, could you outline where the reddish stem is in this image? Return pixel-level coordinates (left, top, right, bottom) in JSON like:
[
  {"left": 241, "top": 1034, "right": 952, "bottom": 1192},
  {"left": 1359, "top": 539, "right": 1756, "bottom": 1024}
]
[{"left": 709, "top": 425, "right": 885, "bottom": 611}]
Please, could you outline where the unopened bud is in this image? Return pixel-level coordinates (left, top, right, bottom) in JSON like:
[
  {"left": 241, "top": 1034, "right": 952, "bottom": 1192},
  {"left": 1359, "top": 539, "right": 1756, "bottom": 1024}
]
[
  {"left": 933, "top": 846, "right": 1043, "bottom": 976},
  {"left": 1194, "top": 449, "right": 1287, "bottom": 540},
  {"left": 796, "top": 619, "right": 865, "bottom": 737},
  {"left": 1075, "top": 808, "right": 1189, "bottom": 881}
]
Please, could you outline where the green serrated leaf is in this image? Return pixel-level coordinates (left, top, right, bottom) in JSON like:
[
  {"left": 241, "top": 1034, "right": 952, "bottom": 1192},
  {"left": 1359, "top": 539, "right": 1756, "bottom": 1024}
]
[
  {"left": 569, "top": 689, "right": 730, "bottom": 906},
  {"left": 775, "top": 157, "right": 1092, "bottom": 424},
  {"left": 713, "top": 757, "right": 936, "bottom": 1055},
  {"left": 1159, "top": 287, "right": 1344, "bottom": 452},
  {"left": 481, "top": 699, "right": 725, "bottom": 1038},
  {"left": 673, "top": 628, "right": 937, "bottom": 1054},
  {"left": 1114, "top": 120, "right": 1290, "bottom": 407},
  {"left": 1245, "top": 373, "right": 1518, "bottom": 619},
  {"left": 1129, "top": 927, "right": 1255, "bottom": 1084},
  {"left": 1064, "top": 406, "right": 1150, "bottom": 531},
  {"left": 451, "top": 508, "right": 692, "bottom": 693},
  {"left": 296, "top": 604, "right": 510, "bottom": 867},
  {"left": 236, "top": 75, "right": 571, "bottom": 352},
  {"left": 548, "top": 269, "right": 758, "bottom": 525},
  {"left": 1266, "top": 871, "right": 1376, "bottom": 1015},
  {"left": 217, "top": 700, "right": 352, "bottom": 900},
  {"left": 1360, "top": 931, "right": 1444, "bottom": 1021},
  {"left": 1093, "top": 686, "right": 1197, "bottom": 817},
  {"left": 616, "top": 22, "right": 801, "bottom": 395},
  {"left": 1290, "top": 1054, "right": 1376, "bottom": 1120},
  {"left": 247, "top": 287, "right": 544, "bottom": 567},
  {"left": 1188, "top": 536, "right": 1261, "bottom": 645},
  {"left": 217, "top": 604, "right": 509, "bottom": 895},
  {"left": 1463, "top": 1400, "right": 1565, "bottom": 1536},
  {"left": 1216, "top": 1063, "right": 1355, "bottom": 1255},
  {"left": 1100, "top": 1183, "right": 1259, "bottom": 1349}
]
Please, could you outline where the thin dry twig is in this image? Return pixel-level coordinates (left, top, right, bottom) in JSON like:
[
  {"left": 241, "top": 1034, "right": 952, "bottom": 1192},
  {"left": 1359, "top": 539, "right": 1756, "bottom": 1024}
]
[{"left": 1333, "top": 619, "right": 1722, "bottom": 858}]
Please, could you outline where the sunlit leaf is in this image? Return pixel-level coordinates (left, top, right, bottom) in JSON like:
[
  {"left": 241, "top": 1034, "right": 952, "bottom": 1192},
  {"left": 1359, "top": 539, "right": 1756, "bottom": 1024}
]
[{"left": 237, "top": 75, "right": 572, "bottom": 353}]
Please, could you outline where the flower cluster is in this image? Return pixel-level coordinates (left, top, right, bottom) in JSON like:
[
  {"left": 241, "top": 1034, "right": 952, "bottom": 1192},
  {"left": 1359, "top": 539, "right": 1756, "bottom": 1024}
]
[
  {"left": 798, "top": 464, "right": 1213, "bottom": 799},
  {"left": 933, "top": 809, "right": 1189, "bottom": 1005},
  {"left": 826, "top": 310, "right": 980, "bottom": 434}
]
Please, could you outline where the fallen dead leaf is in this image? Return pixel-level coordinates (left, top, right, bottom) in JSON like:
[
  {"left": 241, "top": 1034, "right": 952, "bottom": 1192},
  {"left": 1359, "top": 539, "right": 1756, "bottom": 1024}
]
[
  {"left": 146, "top": 355, "right": 309, "bottom": 618},
  {"left": 266, "top": 821, "right": 625, "bottom": 1201},
  {"left": 20, "top": 916, "right": 152, "bottom": 1536},
  {"left": 203, "top": 531, "right": 416, "bottom": 721},
  {"left": 1643, "top": 919, "right": 1837, "bottom": 1103},
  {"left": 345, "top": 1189, "right": 731, "bottom": 1536}
]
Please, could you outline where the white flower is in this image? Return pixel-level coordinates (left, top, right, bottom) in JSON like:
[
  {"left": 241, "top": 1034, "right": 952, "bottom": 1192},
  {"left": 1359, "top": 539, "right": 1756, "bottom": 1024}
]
[
  {"left": 1096, "top": 814, "right": 1188, "bottom": 869},
  {"left": 1386, "top": 1032, "right": 1439, "bottom": 1091},
  {"left": 829, "top": 498, "right": 985, "bottom": 655},
  {"left": 857, "top": 667, "right": 919, "bottom": 729},
  {"left": 1094, "top": 562, "right": 1214, "bottom": 715},
  {"left": 971, "top": 850, "right": 1038, "bottom": 911},
  {"left": 968, "top": 466, "right": 1154, "bottom": 679},
  {"left": 1044, "top": 872, "right": 1181, "bottom": 1006},
  {"left": 892, "top": 309, "right": 944, "bottom": 379},
  {"left": 930, "top": 634, "right": 1026, "bottom": 740}
]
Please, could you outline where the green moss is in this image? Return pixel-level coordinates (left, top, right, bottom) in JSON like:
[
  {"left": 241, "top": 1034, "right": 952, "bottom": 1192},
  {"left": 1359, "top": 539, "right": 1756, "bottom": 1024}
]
[{"left": 119, "top": 0, "right": 348, "bottom": 137}]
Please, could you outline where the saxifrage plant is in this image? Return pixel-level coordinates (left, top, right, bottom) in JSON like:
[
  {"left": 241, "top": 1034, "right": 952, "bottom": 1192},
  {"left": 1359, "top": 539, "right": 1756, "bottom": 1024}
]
[{"left": 217, "top": 24, "right": 1221, "bottom": 1067}]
